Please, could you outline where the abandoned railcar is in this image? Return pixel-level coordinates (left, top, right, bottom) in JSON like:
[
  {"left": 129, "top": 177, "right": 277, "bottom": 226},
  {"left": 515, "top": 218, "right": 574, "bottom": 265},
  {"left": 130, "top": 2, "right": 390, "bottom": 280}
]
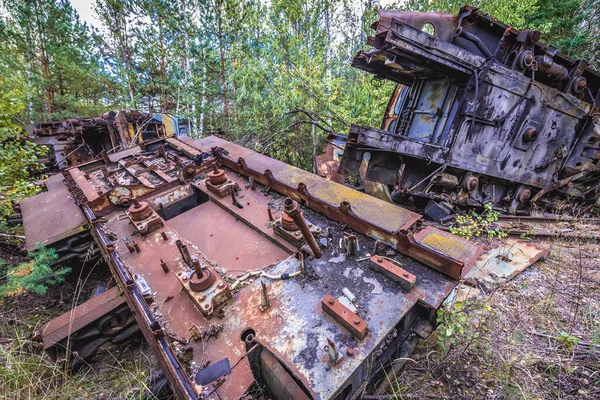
[{"left": 339, "top": 6, "right": 600, "bottom": 214}]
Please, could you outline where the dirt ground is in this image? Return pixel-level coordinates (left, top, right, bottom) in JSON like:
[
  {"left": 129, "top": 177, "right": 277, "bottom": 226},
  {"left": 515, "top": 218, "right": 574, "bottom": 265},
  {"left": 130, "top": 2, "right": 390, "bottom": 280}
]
[{"left": 1, "top": 224, "right": 600, "bottom": 399}]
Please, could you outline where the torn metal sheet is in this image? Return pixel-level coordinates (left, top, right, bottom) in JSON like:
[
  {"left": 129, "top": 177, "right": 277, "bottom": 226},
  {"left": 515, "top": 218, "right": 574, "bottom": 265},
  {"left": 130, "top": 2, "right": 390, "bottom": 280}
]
[{"left": 464, "top": 238, "right": 548, "bottom": 286}]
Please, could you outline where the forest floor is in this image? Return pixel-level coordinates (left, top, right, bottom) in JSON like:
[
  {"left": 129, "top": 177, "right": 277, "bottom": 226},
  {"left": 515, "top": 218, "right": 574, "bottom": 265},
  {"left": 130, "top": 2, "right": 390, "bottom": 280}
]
[
  {"left": 383, "top": 226, "right": 600, "bottom": 400},
  {"left": 1, "top": 224, "right": 600, "bottom": 399}
]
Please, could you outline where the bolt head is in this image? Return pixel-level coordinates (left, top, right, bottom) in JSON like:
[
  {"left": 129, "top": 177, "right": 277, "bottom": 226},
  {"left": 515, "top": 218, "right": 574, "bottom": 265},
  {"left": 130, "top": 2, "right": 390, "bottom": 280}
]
[
  {"left": 199, "top": 295, "right": 206, "bottom": 301},
  {"left": 403, "top": 273, "right": 409, "bottom": 278},
  {"left": 218, "top": 282, "right": 225, "bottom": 288},
  {"left": 377, "top": 257, "right": 383, "bottom": 263},
  {"left": 204, "top": 304, "right": 210, "bottom": 309},
  {"left": 353, "top": 318, "right": 361, "bottom": 325},
  {"left": 328, "top": 298, "right": 335, "bottom": 305}
]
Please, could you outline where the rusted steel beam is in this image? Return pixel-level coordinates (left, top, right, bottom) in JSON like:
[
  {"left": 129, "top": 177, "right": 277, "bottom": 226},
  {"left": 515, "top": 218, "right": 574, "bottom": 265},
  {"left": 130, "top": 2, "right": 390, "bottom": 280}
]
[
  {"left": 213, "top": 147, "right": 465, "bottom": 280},
  {"left": 369, "top": 256, "right": 416, "bottom": 291},
  {"left": 40, "top": 286, "right": 125, "bottom": 350},
  {"left": 322, "top": 295, "right": 369, "bottom": 340}
]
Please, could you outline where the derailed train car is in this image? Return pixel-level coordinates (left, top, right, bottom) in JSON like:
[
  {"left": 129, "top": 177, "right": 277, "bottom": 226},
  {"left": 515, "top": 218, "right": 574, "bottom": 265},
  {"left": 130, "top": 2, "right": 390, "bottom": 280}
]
[
  {"left": 339, "top": 6, "right": 600, "bottom": 214},
  {"left": 28, "top": 111, "right": 189, "bottom": 170}
]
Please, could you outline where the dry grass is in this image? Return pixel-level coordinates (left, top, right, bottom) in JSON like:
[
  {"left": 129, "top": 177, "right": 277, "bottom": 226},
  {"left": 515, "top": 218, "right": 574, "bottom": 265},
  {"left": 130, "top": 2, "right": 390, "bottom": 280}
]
[{"left": 381, "top": 228, "right": 600, "bottom": 399}]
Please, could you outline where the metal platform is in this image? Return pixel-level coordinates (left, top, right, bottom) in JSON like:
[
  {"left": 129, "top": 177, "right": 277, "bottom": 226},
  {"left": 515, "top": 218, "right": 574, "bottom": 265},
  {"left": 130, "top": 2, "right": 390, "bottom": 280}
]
[{"left": 20, "top": 175, "right": 87, "bottom": 251}]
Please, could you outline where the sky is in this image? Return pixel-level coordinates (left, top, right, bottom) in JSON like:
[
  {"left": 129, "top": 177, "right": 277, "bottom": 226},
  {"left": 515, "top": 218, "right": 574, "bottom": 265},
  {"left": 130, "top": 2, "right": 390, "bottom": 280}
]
[
  {"left": 71, "top": 0, "right": 102, "bottom": 28},
  {"left": 71, "top": 0, "right": 402, "bottom": 29}
]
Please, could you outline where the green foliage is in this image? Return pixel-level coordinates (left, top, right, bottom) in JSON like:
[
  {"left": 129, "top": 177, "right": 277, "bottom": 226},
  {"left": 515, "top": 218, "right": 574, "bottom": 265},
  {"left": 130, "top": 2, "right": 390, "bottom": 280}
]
[
  {"left": 436, "top": 299, "right": 487, "bottom": 352},
  {"left": 0, "top": 245, "right": 68, "bottom": 298},
  {"left": 1, "top": 0, "right": 118, "bottom": 121},
  {"left": 2, "top": 0, "right": 599, "bottom": 174},
  {"left": 450, "top": 202, "right": 508, "bottom": 239},
  {"left": 0, "top": 84, "right": 45, "bottom": 222},
  {"left": 556, "top": 331, "right": 580, "bottom": 350}
]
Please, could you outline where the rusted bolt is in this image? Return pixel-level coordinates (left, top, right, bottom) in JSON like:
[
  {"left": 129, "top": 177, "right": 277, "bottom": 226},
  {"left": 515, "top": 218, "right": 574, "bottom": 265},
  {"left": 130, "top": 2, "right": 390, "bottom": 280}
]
[
  {"left": 523, "top": 128, "right": 538, "bottom": 143},
  {"left": 160, "top": 259, "right": 169, "bottom": 273},
  {"left": 199, "top": 294, "right": 206, "bottom": 301},
  {"left": 377, "top": 257, "right": 383, "bottom": 263},
  {"left": 267, "top": 207, "right": 274, "bottom": 222},
  {"left": 218, "top": 282, "right": 225, "bottom": 289},
  {"left": 161, "top": 231, "right": 168, "bottom": 241},
  {"left": 347, "top": 348, "right": 354, "bottom": 357},
  {"left": 123, "top": 237, "right": 135, "bottom": 253},
  {"left": 403, "top": 273, "right": 409, "bottom": 278},
  {"left": 132, "top": 241, "right": 141, "bottom": 253},
  {"left": 328, "top": 298, "right": 335, "bottom": 305},
  {"left": 353, "top": 318, "right": 361, "bottom": 325}
]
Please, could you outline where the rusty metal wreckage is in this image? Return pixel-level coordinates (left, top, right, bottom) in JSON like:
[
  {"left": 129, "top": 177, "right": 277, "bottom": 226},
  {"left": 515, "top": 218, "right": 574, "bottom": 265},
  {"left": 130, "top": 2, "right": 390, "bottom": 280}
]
[
  {"left": 20, "top": 6, "right": 578, "bottom": 400},
  {"left": 335, "top": 6, "right": 600, "bottom": 216}
]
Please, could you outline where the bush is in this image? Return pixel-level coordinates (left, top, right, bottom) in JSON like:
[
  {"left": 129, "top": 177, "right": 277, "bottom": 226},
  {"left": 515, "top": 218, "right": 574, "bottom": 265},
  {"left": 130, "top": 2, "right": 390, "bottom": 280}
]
[{"left": 0, "top": 245, "right": 68, "bottom": 298}]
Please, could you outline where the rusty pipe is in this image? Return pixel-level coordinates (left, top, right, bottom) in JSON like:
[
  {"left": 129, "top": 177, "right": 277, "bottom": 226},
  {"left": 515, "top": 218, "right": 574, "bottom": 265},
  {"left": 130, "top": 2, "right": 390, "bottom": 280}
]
[
  {"left": 283, "top": 198, "right": 322, "bottom": 259},
  {"left": 190, "top": 255, "right": 204, "bottom": 278}
]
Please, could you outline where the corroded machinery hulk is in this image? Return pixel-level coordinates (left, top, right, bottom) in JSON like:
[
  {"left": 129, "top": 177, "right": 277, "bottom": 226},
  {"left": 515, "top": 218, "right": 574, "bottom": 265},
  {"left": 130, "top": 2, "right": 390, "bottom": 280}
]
[{"left": 340, "top": 6, "right": 600, "bottom": 214}]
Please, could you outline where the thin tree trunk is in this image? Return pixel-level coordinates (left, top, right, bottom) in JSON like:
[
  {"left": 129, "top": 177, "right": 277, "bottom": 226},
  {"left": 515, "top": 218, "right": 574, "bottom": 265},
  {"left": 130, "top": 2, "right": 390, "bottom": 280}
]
[
  {"left": 33, "top": 0, "right": 53, "bottom": 114},
  {"left": 325, "top": 4, "right": 332, "bottom": 125},
  {"left": 158, "top": 9, "right": 167, "bottom": 112},
  {"left": 217, "top": 1, "right": 229, "bottom": 133}
]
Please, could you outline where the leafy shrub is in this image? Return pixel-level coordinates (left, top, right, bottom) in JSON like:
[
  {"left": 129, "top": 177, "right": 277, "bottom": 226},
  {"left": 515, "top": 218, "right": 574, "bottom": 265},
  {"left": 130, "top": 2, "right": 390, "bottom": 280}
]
[
  {"left": 449, "top": 202, "right": 507, "bottom": 239},
  {"left": 0, "top": 245, "right": 69, "bottom": 298}
]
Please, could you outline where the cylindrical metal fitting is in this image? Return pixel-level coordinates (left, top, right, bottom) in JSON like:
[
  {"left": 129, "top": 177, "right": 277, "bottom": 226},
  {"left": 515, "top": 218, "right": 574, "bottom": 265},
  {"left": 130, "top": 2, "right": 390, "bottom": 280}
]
[
  {"left": 128, "top": 200, "right": 153, "bottom": 221},
  {"left": 175, "top": 239, "right": 191, "bottom": 264},
  {"left": 190, "top": 255, "right": 203, "bottom": 278},
  {"left": 208, "top": 162, "right": 228, "bottom": 185},
  {"left": 463, "top": 175, "right": 479, "bottom": 192},
  {"left": 283, "top": 198, "right": 322, "bottom": 259},
  {"left": 160, "top": 259, "right": 169, "bottom": 273}
]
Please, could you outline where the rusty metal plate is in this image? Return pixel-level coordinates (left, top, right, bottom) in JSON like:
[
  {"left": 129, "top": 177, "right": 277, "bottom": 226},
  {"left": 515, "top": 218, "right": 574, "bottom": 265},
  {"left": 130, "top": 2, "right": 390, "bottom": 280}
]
[
  {"left": 322, "top": 295, "right": 369, "bottom": 340},
  {"left": 180, "top": 135, "right": 422, "bottom": 233},
  {"left": 21, "top": 177, "right": 87, "bottom": 251},
  {"left": 413, "top": 226, "right": 484, "bottom": 275},
  {"left": 168, "top": 200, "right": 291, "bottom": 272},
  {"left": 369, "top": 255, "right": 416, "bottom": 291},
  {"left": 464, "top": 238, "right": 548, "bottom": 286},
  {"left": 41, "top": 286, "right": 125, "bottom": 349},
  {"left": 108, "top": 146, "right": 142, "bottom": 162},
  {"left": 165, "top": 137, "right": 201, "bottom": 158}
]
